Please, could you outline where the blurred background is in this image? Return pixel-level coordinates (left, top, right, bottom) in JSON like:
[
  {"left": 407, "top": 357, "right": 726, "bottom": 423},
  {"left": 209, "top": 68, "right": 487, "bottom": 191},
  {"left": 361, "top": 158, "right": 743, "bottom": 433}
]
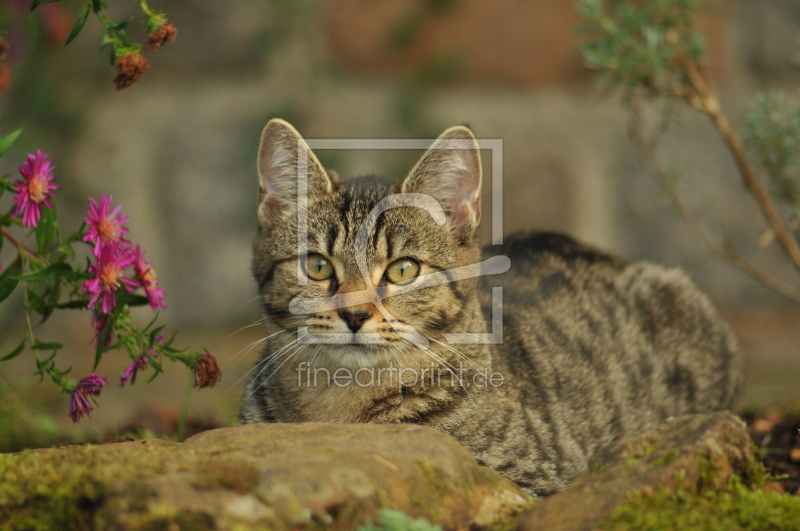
[{"left": 0, "top": 0, "right": 799, "bottom": 447}]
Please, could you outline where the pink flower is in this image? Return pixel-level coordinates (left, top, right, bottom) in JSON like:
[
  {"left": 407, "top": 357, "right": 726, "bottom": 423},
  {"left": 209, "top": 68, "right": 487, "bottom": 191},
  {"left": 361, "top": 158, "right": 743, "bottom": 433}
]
[
  {"left": 83, "top": 195, "right": 131, "bottom": 254},
  {"left": 83, "top": 244, "right": 139, "bottom": 314},
  {"left": 133, "top": 246, "right": 166, "bottom": 310},
  {"left": 69, "top": 373, "right": 108, "bottom": 422},
  {"left": 12, "top": 150, "right": 57, "bottom": 228}
]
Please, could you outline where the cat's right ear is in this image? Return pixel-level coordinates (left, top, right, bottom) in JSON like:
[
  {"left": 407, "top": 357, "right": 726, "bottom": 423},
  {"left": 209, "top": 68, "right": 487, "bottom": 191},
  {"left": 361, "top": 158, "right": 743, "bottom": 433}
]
[{"left": 257, "top": 119, "right": 333, "bottom": 224}]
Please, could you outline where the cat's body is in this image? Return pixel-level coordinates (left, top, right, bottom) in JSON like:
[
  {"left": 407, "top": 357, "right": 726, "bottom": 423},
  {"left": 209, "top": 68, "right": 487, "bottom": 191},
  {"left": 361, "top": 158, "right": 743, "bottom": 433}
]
[{"left": 240, "top": 119, "right": 741, "bottom": 497}]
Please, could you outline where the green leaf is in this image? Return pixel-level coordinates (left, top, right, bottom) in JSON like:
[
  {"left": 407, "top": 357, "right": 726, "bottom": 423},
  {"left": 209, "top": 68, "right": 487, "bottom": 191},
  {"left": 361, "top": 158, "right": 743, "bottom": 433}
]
[
  {"left": 65, "top": 1, "right": 92, "bottom": 45},
  {"left": 94, "top": 317, "right": 113, "bottom": 370},
  {"left": 56, "top": 241, "right": 75, "bottom": 259},
  {"left": 53, "top": 298, "right": 90, "bottom": 309},
  {"left": 0, "top": 333, "right": 28, "bottom": 362},
  {"left": 36, "top": 202, "right": 57, "bottom": 254},
  {"left": 30, "top": 0, "right": 62, "bottom": 10},
  {"left": 32, "top": 340, "right": 64, "bottom": 351},
  {"left": 149, "top": 325, "right": 165, "bottom": 345},
  {"left": 0, "top": 129, "right": 22, "bottom": 157},
  {"left": 0, "top": 259, "right": 22, "bottom": 303},
  {"left": 113, "top": 15, "right": 135, "bottom": 31},
  {"left": 27, "top": 289, "right": 48, "bottom": 315},
  {"left": 13, "top": 262, "right": 72, "bottom": 283},
  {"left": 117, "top": 293, "right": 149, "bottom": 307}
]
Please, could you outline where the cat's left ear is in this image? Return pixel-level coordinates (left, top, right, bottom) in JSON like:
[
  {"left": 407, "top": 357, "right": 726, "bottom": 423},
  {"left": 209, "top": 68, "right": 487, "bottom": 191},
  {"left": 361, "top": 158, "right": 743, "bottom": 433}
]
[{"left": 402, "top": 125, "right": 482, "bottom": 240}]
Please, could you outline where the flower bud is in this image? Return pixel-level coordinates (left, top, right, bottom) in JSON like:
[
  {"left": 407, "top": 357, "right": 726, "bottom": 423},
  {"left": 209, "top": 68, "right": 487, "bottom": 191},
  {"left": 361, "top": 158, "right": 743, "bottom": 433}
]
[
  {"left": 113, "top": 52, "right": 151, "bottom": 90},
  {"left": 147, "top": 21, "right": 177, "bottom": 50},
  {"left": 193, "top": 350, "right": 222, "bottom": 389}
]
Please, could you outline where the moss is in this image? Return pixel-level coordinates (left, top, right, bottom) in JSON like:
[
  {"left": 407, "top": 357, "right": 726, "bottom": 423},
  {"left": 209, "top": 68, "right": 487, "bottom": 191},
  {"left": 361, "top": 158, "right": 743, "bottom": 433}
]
[
  {"left": 413, "top": 457, "right": 455, "bottom": 518},
  {"left": 416, "top": 458, "right": 453, "bottom": 499},
  {"left": 627, "top": 438, "right": 660, "bottom": 464},
  {"left": 0, "top": 444, "right": 167, "bottom": 531},
  {"left": 483, "top": 496, "right": 537, "bottom": 531},
  {"left": 653, "top": 449, "right": 680, "bottom": 466},
  {"left": 357, "top": 509, "right": 442, "bottom": 531},
  {"left": 602, "top": 455, "right": 800, "bottom": 531}
]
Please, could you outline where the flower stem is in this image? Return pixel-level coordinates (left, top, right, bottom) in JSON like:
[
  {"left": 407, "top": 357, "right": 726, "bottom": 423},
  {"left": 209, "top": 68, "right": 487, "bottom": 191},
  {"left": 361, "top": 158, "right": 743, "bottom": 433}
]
[
  {"left": 176, "top": 371, "right": 193, "bottom": 442},
  {"left": 135, "top": 0, "right": 155, "bottom": 18},
  {"left": 1, "top": 227, "right": 37, "bottom": 255},
  {"left": 22, "top": 282, "right": 37, "bottom": 349}
]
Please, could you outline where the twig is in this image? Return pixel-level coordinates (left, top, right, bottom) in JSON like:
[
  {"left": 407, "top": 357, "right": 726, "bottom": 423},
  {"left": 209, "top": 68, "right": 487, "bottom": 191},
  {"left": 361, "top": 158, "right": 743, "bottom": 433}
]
[
  {"left": 681, "top": 60, "right": 800, "bottom": 271},
  {"left": 628, "top": 104, "right": 800, "bottom": 305},
  {"left": 722, "top": 229, "right": 800, "bottom": 303},
  {"left": 1, "top": 227, "right": 36, "bottom": 256}
]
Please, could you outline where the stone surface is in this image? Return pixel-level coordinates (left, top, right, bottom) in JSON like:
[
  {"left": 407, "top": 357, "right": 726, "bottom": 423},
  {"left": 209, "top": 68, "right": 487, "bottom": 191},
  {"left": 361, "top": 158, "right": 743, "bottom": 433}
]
[
  {"left": 516, "top": 411, "right": 762, "bottom": 531},
  {"left": 0, "top": 422, "right": 528, "bottom": 531}
]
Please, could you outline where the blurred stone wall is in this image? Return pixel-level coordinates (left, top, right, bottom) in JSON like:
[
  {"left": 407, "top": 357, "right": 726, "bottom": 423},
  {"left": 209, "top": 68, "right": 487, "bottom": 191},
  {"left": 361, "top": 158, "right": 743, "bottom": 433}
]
[{"left": 2, "top": 0, "right": 800, "bottom": 330}]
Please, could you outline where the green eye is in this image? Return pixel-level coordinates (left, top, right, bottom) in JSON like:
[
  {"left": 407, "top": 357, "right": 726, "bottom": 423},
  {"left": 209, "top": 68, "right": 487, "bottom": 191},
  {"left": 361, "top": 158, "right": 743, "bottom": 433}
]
[
  {"left": 306, "top": 253, "right": 334, "bottom": 281},
  {"left": 385, "top": 258, "right": 420, "bottom": 284}
]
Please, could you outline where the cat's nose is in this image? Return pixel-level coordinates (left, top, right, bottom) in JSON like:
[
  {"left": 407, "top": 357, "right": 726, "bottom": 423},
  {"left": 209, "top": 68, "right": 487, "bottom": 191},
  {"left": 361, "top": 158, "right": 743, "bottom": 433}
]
[{"left": 339, "top": 309, "right": 371, "bottom": 333}]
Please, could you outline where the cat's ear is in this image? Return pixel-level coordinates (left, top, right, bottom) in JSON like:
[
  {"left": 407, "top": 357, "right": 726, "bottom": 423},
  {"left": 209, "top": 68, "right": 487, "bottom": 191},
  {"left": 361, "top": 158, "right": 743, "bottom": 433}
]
[
  {"left": 402, "top": 125, "right": 482, "bottom": 239},
  {"left": 257, "top": 118, "right": 334, "bottom": 224}
]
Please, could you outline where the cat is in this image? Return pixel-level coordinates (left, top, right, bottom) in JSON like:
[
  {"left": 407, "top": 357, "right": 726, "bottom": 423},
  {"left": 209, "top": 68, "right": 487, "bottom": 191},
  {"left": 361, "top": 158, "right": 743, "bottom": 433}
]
[{"left": 239, "top": 118, "right": 742, "bottom": 497}]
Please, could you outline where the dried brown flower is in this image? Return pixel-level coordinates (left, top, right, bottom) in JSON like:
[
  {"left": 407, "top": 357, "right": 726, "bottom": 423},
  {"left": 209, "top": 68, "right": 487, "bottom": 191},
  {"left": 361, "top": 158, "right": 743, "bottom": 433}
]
[
  {"left": 0, "top": 40, "right": 9, "bottom": 62},
  {"left": 147, "top": 21, "right": 178, "bottom": 50},
  {"left": 193, "top": 350, "right": 222, "bottom": 389},
  {"left": 113, "top": 52, "right": 151, "bottom": 90}
]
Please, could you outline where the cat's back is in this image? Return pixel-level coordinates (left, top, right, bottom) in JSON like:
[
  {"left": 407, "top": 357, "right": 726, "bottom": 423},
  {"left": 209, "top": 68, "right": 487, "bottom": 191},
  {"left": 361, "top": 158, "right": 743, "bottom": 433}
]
[{"left": 479, "top": 232, "right": 741, "bottom": 475}]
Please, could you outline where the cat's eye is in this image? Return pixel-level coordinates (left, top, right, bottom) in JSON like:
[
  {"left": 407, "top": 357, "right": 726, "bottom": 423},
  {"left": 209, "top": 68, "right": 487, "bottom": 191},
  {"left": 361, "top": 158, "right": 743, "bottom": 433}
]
[
  {"left": 384, "top": 258, "right": 420, "bottom": 284},
  {"left": 306, "top": 253, "right": 335, "bottom": 281}
]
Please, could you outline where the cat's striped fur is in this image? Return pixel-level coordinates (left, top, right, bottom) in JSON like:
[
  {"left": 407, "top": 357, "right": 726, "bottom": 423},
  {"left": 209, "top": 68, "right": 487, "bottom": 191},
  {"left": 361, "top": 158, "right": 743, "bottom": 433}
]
[{"left": 240, "top": 119, "right": 741, "bottom": 497}]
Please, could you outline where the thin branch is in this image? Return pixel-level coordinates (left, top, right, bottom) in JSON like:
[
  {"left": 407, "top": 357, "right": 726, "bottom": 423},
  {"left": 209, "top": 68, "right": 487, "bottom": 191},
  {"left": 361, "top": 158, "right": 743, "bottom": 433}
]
[
  {"left": 628, "top": 104, "right": 800, "bottom": 305},
  {"left": 1, "top": 227, "right": 36, "bottom": 255},
  {"left": 722, "top": 229, "right": 800, "bottom": 303},
  {"left": 681, "top": 60, "right": 800, "bottom": 271}
]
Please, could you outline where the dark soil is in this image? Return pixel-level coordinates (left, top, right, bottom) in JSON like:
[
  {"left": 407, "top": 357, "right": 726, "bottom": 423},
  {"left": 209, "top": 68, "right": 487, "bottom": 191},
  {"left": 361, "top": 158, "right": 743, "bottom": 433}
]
[{"left": 743, "top": 409, "right": 800, "bottom": 494}]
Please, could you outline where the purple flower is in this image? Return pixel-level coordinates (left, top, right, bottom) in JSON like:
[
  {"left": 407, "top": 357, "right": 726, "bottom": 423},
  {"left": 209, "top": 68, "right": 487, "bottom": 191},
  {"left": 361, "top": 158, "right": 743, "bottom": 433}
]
[
  {"left": 83, "top": 195, "right": 131, "bottom": 255},
  {"left": 69, "top": 373, "right": 108, "bottom": 422},
  {"left": 120, "top": 333, "right": 162, "bottom": 387},
  {"left": 119, "top": 355, "right": 149, "bottom": 387},
  {"left": 91, "top": 312, "right": 114, "bottom": 348},
  {"left": 133, "top": 246, "right": 166, "bottom": 310},
  {"left": 83, "top": 244, "right": 139, "bottom": 314},
  {"left": 12, "top": 150, "right": 57, "bottom": 228}
]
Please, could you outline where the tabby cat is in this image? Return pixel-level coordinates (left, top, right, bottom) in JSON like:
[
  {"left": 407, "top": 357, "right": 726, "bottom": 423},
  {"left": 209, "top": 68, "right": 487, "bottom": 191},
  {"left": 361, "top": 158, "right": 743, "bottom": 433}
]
[{"left": 240, "top": 119, "right": 741, "bottom": 497}]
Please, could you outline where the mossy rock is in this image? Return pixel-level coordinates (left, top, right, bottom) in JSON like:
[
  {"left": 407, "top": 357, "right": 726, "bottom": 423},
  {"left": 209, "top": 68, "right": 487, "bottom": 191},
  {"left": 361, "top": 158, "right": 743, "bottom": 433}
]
[
  {"left": 0, "top": 422, "right": 528, "bottom": 531},
  {"left": 517, "top": 411, "right": 800, "bottom": 531}
]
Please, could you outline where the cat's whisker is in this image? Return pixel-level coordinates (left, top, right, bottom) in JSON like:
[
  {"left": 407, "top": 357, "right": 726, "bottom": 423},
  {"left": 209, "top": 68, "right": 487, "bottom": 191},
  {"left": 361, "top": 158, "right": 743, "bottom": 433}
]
[
  {"left": 252, "top": 335, "right": 301, "bottom": 374},
  {"left": 409, "top": 343, "right": 477, "bottom": 407},
  {"left": 308, "top": 344, "right": 324, "bottom": 368},
  {"left": 426, "top": 336, "right": 482, "bottom": 372},
  {"left": 242, "top": 339, "right": 302, "bottom": 398},
  {"left": 226, "top": 335, "right": 270, "bottom": 369},
  {"left": 231, "top": 335, "right": 300, "bottom": 393},
  {"left": 222, "top": 324, "right": 279, "bottom": 364},
  {"left": 221, "top": 318, "right": 267, "bottom": 344},
  {"left": 223, "top": 328, "right": 294, "bottom": 378},
  {"left": 255, "top": 340, "right": 315, "bottom": 392}
]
